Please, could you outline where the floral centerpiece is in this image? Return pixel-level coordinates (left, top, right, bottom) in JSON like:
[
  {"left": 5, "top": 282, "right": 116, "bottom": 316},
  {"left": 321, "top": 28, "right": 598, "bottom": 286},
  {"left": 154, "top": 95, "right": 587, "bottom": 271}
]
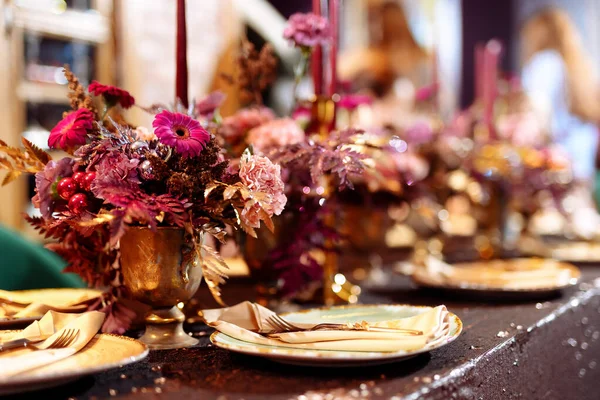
[{"left": 0, "top": 67, "right": 286, "bottom": 333}]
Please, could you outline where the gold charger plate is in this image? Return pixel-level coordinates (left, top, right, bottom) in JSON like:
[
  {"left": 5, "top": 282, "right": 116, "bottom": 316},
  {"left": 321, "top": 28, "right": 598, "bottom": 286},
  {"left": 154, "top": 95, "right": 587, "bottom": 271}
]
[
  {"left": 0, "top": 288, "right": 102, "bottom": 328},
  {"left": 0, "top": 330, "right": 148, "bottom": 395},
  {"left": 412, "top": 258, "right": 580, "bottom": 300},
  {"left": 211, "top": 304, "right": 462, "bottom": 367}
]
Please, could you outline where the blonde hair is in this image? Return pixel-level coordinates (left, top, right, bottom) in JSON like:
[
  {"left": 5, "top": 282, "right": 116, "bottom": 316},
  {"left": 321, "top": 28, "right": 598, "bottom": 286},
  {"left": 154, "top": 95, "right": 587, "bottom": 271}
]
[{"left": 522, "top": 8, "right": 600, "bottom": 122}]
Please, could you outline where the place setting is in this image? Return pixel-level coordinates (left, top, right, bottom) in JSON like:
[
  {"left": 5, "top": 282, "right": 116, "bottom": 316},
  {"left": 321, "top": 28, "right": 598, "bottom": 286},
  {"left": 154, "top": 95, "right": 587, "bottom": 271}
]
[{"left": 0, "top": 0, "right": 599, "bottom": 398}]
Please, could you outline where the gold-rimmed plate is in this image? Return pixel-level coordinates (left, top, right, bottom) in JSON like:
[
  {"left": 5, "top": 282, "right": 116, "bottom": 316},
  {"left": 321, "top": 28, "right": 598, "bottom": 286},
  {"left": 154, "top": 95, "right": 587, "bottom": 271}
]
[
  {"left": 0, "top": 288, "right": 102, "bottom": 328},
  {"left": 210, "top": 304, "right": 462, "bottom": 367},
  {"left": 412, "top": 258, "right": 580, "bottom": 300},
  {"left": 0, "top": 330, "right": 148, "bottom": 395}
]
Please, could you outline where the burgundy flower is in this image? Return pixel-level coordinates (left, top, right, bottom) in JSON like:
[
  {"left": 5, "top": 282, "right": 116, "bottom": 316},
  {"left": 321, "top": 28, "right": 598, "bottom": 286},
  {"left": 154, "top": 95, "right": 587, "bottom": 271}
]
[
  {"left": 48, "top": 109, "right": 94, "bottom": 151},
  {"left": 338, "top": 94, "right": 373, "bottom": 110},
  {"left": 88, "top": 81, "right": 135, "bottom": 108},
  {"left": 152, "top": 110, "right": 210, "bottom": 157},
  {"left": 283, "top": 13, "right": 330, "bottom": 48}
]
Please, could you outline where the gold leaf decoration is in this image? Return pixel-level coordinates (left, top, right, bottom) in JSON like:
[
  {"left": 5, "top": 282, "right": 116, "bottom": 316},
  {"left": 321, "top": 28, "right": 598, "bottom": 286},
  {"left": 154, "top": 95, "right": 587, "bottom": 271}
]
[{"left": 21, "top": 137, "right": 51, "bottom": 165}]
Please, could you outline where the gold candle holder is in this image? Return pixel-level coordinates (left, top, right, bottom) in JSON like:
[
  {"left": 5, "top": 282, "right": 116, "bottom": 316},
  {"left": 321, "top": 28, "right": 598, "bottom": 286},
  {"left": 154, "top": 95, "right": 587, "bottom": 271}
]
[{"left": 120, "top": 227, "right": 203, "bottom": 350}]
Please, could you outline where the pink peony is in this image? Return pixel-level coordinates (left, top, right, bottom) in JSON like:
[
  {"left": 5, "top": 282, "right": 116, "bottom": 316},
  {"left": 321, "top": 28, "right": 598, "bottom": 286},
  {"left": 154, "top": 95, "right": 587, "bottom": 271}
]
[
  {"left": 88, "top": 81, "right": 135, "bottom": 108},
  {"left": 239, "top": 154, "right": 287, "bottom": 228},
  {"left": 283, "top": 13, "right": 330, "bottom": 48},
  {"left": 152, "top": 110, "right": 210, "bottom": 158},
  {"left": 220, "top": 107, "right": 275, "bottom": 142},
  {"left": 247, "top": 118, "right": 305, "bottom": 153},
  {"left": 48, "top": 108, "right": 95, "bottom": 151}
]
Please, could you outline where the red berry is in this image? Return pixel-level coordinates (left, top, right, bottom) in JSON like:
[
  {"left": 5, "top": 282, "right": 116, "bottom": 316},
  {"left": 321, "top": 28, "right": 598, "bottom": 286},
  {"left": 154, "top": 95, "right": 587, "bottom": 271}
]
[
  {"left": 57, "top": 178, "right": 78, "bottom": 200},
  {"left": 82, "top": 171, "right": 96, "bottom": 191},
  {"left": 72, "top": 172, "right": 86, "bottom": 187},
  {"left": 68, "top": 193, "right": 89, "bottom": 214}
]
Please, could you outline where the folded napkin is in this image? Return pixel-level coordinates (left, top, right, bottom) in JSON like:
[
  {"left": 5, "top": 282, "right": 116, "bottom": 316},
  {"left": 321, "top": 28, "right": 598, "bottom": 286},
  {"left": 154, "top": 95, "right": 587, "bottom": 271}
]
[
  {"left": 202, "top": 301, "right": 449, "bottom": 352},
  {"left": 414, "top": 256, "right": 574, "bottom": 289},
  {"left": 0, "top": 311, "right": 105, "bottom": 378},
  {"left": 0, "top": 289, "right": 101, "bottom": 318}
]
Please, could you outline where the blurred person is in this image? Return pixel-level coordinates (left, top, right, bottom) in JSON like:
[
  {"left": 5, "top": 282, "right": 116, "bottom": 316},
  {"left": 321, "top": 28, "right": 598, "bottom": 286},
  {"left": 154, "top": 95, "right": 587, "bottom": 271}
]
[
  {"left": 521, "top": 8, "right": 600, "bottom": 239},
  {"left": 521, "top": 7, "right": 600, "bottom": 185}
]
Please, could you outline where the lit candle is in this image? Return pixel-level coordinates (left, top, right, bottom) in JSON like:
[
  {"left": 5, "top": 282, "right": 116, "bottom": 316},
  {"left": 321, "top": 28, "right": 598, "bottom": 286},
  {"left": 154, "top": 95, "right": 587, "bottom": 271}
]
[
  {"left": 176, "top": 0, "right": 188, "bottom": 108},
  {"left": 327, "top": 0, "right": 339, "bottom": 96}
]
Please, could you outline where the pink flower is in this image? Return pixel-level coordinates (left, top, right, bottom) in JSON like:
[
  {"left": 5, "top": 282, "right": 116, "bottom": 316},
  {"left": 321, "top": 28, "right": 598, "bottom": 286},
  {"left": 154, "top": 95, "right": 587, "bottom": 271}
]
[
  {"left": 338, "top": 94, "right": 372, "bottom": 110},
  {"left": 88, "top": 81, "right": 135, "bottom": 108},
  {"left": 247, "top": 118, "right": 305, "bottom": 153},
  {"left": 404, "top": 121, "right": 435, "bottom": 145},
  {"left": 196, "top": 91, "right": 226, "bottom": 119},
  {"left": 220, "top": 107, "right": 275, "bottom": 142},
  {"left": 415, "top": 82, "right": 439, "bottom": 102},
  {"left": 283, "top": 13, "right": 330, "bottom": 48},
  {"left": 152, "top": 110, "right": 210, "bottom": 157},
  {"left": 34, "top": 158, "right": 75, "bottom": 219},
  {"left": 48, "top": 108, "right": 95, "bottom": 151},
  {"left": 496, "top": 112, "right": 544, "bottom": 147},
  {"left": 239, "top": 154, "right": 287, "bottom": 228}
]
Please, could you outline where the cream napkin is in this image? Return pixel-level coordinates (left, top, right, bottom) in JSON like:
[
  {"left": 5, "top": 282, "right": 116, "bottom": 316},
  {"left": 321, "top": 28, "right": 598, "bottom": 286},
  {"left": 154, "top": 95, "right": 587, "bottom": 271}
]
[
  {"left": 413, "top": 256, "right": 574, "bottom": 289},
  {"left": 0, "top": 289, "right": 101, "bottom": 318},
  {"left": 202, "top": 302, "right": 449, "bottom": 352},
  {"left": 0, "top": 311, "right": 105, "bottom": 378}
]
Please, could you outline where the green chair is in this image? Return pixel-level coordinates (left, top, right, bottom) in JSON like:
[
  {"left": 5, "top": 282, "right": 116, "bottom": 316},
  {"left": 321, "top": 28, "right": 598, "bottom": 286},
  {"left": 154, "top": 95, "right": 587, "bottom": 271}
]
[{"left": 0, "top": 225, "right": 85, "bottom": 290}]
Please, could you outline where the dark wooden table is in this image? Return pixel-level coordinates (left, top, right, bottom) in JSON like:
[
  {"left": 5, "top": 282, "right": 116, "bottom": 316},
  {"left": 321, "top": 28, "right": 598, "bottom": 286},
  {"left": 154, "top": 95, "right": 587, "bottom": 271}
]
[{"left": 6, "top": 267, "right": 600, "bottom": 400}]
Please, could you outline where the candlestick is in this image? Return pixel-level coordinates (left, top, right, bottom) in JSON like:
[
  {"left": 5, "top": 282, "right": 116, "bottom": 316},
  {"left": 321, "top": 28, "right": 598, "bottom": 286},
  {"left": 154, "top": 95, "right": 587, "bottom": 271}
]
[
  {"left": 327, "top": 0, "right": 339, "bottom": 96},
  {"left": 176, "top": 0, "right": 188, "bottom": 108},
  {"left": 312, "top": 0, "right": 323, "bottom": 95}
]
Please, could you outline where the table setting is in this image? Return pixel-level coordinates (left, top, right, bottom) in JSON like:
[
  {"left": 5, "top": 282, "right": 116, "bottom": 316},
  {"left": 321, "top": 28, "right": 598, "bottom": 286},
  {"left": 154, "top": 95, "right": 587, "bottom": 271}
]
[{"left": 0, "top": 0, "right": 599, "bottom": 398}]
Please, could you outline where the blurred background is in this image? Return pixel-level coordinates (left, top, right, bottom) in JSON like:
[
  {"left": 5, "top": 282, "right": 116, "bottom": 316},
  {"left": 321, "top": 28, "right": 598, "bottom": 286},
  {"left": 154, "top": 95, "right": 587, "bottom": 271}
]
[{"left": 1, "top": 0, "right": 600, "bottom": 242}]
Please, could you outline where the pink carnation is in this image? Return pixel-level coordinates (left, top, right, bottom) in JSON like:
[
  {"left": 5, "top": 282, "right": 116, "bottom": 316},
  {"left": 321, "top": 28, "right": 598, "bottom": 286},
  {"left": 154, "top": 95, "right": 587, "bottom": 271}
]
[
  {"left": 247, "top": 118, "right": 305, "bottom": 153},
  {"left": 283, "top": 13, "right": 330, "bottom": 48},
  {"left": 221, "top": 107, "right": 275, "bottom": 142},
  {"left": 239, "top": 154, "right": 287, "bottom": 228}
]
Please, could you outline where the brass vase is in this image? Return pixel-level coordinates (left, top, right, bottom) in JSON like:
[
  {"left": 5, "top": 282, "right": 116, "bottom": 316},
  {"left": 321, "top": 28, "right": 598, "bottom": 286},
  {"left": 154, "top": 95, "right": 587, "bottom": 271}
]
[{"left": 120, "top": 227, "right": 203, "bottom": 350}]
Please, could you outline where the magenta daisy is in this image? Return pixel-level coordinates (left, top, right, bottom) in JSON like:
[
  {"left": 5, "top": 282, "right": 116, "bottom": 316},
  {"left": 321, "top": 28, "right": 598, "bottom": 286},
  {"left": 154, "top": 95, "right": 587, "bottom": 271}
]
[
  {"left": 48, "top": 108, "right": 94, "bottom": 151},
  {"left": 152, "top": 111, "right": 210, "bottom": 157}
]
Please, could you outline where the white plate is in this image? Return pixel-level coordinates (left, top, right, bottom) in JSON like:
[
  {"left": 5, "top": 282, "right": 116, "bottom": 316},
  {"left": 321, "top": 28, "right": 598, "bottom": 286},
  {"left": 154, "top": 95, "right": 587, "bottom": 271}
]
[
  {"left": 0, "top": 331, "right": 148, "bottom": 395},
  {"left": 211, "top": 304, "right": 462, "bottom": 367}
]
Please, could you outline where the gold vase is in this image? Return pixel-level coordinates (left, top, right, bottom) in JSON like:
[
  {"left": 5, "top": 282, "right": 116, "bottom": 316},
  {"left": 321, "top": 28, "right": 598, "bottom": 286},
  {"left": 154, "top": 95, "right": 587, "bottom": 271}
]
[{"left": 120, "top": 227, "right": 203, "bottom": 350}]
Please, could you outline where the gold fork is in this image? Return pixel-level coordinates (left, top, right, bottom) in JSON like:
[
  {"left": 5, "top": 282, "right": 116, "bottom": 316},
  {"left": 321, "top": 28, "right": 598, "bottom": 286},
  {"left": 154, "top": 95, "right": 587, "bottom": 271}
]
[
  {"left": 267, "top": 314, "right": 423, "bottom": 335},
  {"left": 0, "top": 329, "right": 80, "bottom": 352}
]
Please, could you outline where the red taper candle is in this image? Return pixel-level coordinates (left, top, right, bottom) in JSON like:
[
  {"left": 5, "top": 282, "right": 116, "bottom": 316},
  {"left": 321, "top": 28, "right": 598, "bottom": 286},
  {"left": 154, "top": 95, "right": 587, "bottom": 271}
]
[
  {"left": 176, "top": 0, "right": 188, "bottom": 108},
  {"left": 312, "top": 0, "right": 323, "bottom": 95},
  {"left": 474, "top": 43, "right": 484, "bottom": 102},
  {"left": 327, "top": 0, "right": 339, "bottom": 96}
]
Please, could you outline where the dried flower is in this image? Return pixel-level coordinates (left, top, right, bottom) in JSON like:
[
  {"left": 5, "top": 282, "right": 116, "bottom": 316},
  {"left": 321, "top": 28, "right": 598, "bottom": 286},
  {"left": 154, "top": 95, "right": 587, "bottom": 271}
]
[
  {"left": 63, "top": 65, "right": 96, "bottom": 113},
  {"left": 247, "top": 118, "right": 305, "bottom": 153},
  {"left": 152, "top": 110, "right": 210, "bottom": 157},
  {"left": 89, "top": 81, "right": 135, "bottom": 109},
  {"left": 235, "top": 41, "right": 278, "bottom": 105},
  {"left": 48, "top": 108, "right": 95, "bottom": 151},
  {"left": 283, "top": 13, "right": 330, "bottom": 48}
]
